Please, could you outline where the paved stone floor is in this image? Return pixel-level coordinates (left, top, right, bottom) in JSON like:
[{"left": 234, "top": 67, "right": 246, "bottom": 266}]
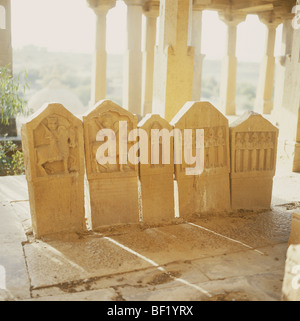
[{"left": 0, "top": 154, "right": 299, "bottom": 300}]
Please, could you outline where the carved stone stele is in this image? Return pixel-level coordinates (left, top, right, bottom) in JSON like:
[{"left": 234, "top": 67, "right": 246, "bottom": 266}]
[
  {"left": 170, "top": 101, "right": 231, "bottom": 218},
  {"left": 83, "top": 100, "right": 139, "bottom": 228},
  {"left": 138, "top": 114, "right": 175, "bottom": 224},
  {"left": 21, "top": 103, "right": 86, "bottom": 238},
  {"left": 230, "top": 111, "right": 279, "bottom": 210}
]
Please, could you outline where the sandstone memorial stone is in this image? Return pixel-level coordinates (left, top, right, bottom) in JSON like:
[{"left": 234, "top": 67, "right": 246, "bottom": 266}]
[
  {"left": 230, "top": 111, "right": 278, "bottom": 210},
  {"left": 138, "top": 114, "right": 175, "bottom": 223},
  {"left": 171, "top": 101, "right": 231, "bottom": 218},
  {"left": 83, "top": 100, "right": 139, "bottom": 228},
  {"left": 21, "top": 103, "right": 86, "bottom": 238}
]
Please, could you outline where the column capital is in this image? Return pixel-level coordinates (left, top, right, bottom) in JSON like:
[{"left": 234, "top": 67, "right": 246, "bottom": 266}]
[
  {"left": 258, "top": 12, "right": 281, "bottom": 28},
  {"left": 281, "top": 12, "right": 296, "bottom": 21},
  {"left": 218, "top": 12, "right": 246, "bottom": 26},
  {"left": 87, "top": 0, "right": 116, "bottom": 14},
  {"left": 124, "top": 0, "right": 145, "bottom": 6},
  {"left": 193, "top": 0, "right": 210, "bottom": 11},
  {"left": 143, "top": 0, "right": 159, "bottom": 17}
]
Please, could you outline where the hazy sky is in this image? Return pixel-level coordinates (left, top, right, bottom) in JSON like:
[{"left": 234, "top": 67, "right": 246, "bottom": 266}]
[{"left": 11, "top": 0, "right": 282, "bottom": 62}]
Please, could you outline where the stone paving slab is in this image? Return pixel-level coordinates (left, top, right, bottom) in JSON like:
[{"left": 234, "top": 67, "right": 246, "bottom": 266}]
[
  {"left": 190, "top": 209, "right": 292, "bottom": 249},
  {"left": 0, "top": 172, "right": 298, "bottom": 301},
  {"left": 0, "top": 176, "right": 28, "bottom": 203},
  {"left": 23, "top": 236, "right": 152, "bottom": 290},
  {"left": 27, "top": 287, "right": 116, "bottom": 301},
  {"left": 0, "top": 203, "right": 30, "bottom": 300},
  {"left": 109, "top": 223, "right": 246, "bottom": 266}
]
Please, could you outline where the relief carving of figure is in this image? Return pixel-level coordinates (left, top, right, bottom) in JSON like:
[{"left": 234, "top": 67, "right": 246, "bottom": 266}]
[
  {"left": 250, "top": 132, "right": 259, "bottom": 171},
  {"left": 235, "top": 133, "right": 243, "bottom": 172},
  {"left": 216, "top": 127, "right": 225, "bottom": 167},
  {"left": 150, "top": 121, "right": 163, "bottom": 168},
  {"left": 242, "top": 133, "right": 251, "bottom": 172},
  {"left": 36, "top": 116, "right": 76, "bottom": 176},
  {"left": 206, "top": 128, "right": 216, "bottom": 168},
  {"left": 258, "top": 133, "right": 266, "bottom": 171},
  {"left": 92, "top": 113, "right": 118, "bottom": 173},
  {"left": 265, "top": 132, "right": 274, "bottom": 170}
]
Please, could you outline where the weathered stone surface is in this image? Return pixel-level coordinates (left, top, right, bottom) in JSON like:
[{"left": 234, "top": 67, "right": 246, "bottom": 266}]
[
  {"left": 21, "top": 103, "right": 86, "bottom": 238},
  {"left": 138, "top": 114, "right": 175, "bottom": 223},
  {"left": 230, "top": 111, "right": 279, "bottom": 210},
  {"left": 282, "top": 244, "right": 300, "bottom": 301},
  {"left": 152, "top": 0, "right": 194, "bottom": 121},
  {"left": 170, "top": 101, "right": 230, "bottom": 218},
  {"left": 83, "top": 100, "right": 139, "bottom": 228}
]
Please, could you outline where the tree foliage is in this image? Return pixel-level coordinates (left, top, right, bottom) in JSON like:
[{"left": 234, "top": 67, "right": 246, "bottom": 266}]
[
  {"left": 0, "top": 66, "right": 29, "bottom": 124},
  {"left": 0, "top": 136, "right": 24, "bottom": 176}
]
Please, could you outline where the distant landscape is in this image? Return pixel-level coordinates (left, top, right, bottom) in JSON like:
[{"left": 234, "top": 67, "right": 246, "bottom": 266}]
[{"left": 13, "top": 45, "right": 261, "bottom": 115}]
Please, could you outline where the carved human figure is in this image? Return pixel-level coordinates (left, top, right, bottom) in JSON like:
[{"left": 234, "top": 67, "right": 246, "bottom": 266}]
[
  {"left": 216, "top": 127, "right": 225, "bottom": 167},
  {"left": 250, "top": 132, "right": 259, "bottom": 171},
  {"left": 36, "top": 116, "right": 76, "bottom": 176},
  {"left": 265, "top": 132, "right": 274, "bottom": 170},
  {"left": 235, "top": 133, "right": 243, "bottom": 172},
  {"left": 258, "top": 133, "right": 266, "bottom": 171},
  {"left": 242, "top": 133, "right": 251, "bottom": 172},
  {"left": 93, "top": 112, "right": 120, "bottom": 172}
]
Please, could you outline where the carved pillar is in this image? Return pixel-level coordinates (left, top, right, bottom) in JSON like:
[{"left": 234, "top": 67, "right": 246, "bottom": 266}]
[
  {"left": 191, "top": 3, "right": 205, "bottom": 101},
  {"left": 152, "top": 0, "right": 194, "bottom": 121},
  {"left": 273, "top": 14, "right": 295, "bottom": 118},
  {"left": 271, "top": 4, "right": 300, "bottom": 172},
  {"left": 219, "top": 13, "right": 246, "bottom": 115},
  {"left": 255, "top": 14, "right": 280, "bottom": 114},
  {"left": 123, "top": 0, "right": 144, "bottom": 116},
  {"left": 141, "top": 1, "right": 159, "bottom": 116},
  {"left": 87, "top": 0, "right": 116, "bottom": 105},
  {"left": 0, "top": 0, "right": 12, "bottom": 71}
]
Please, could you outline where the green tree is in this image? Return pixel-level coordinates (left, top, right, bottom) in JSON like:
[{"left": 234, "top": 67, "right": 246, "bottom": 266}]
[
  {"left": 0, "top": 66, "right": 29, "bottom": 124},
  {"left": 0, "top": 66, "right": 28, "bottom": 176}
]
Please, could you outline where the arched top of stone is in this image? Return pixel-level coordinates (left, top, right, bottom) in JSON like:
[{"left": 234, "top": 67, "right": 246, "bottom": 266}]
[
  {"left": 230, "top": 111, "right": 279, "bottom": 133},
  {"left": 170, "top": 101, "right": 228, "bottom": 129},
  {"left": 84, "top": 99, "right": 137, "bottom": 124},
  {"left": 138, "top": 114, "right": 173, "bottom": 131},
  {"left": 24, "top": 102, "right": 83, "bottom": 131},
  {"left": 21, "top": 103, "right": 84, "bottom": 182}
]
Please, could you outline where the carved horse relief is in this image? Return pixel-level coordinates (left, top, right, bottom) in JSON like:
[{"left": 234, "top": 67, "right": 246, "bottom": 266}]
[{"left": 35, "top": 116, "right": 77, "bottom": 176}]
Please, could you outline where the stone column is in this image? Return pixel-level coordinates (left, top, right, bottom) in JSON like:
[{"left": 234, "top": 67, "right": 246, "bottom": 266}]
[
  {"left": 273, "top": 14, "right": 295, "bottom": 118},
  {"left": 87, "top": 0, "right": 116, "bottom": 105},
  {"left": 152, "top": 0, "right": 194, "bottom": 121},
  {"left": 0, "top": 0, "right": 13, "bottom": 71},
  {"left": 191, "top": 3, "right": 205, "bottom": 101},
  {"left": 255, "top": 14, "right": 280, "bottom": 114},
  {"left": 219, "top": 13, "right": 246, "bottom": 115},
  {"left": 271, "top": 5, "right": 300, "bottom": 172},
  {"left": 123, "top": 0, "right": 144, "bottom": 116},
  {"left": 141, "top": 1, "right": 159, "bottom": 116}
]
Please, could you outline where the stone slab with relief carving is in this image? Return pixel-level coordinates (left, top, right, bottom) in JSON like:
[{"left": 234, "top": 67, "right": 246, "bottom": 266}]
[
  {"left": 170, "top": 101, "right": 230, "bottom": 218},
  {"left": 83, "top": 100, "right": 139, "bottom": 229},
  {"left": 21, "top": 103, "right": 85, "bottom": 238}
]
